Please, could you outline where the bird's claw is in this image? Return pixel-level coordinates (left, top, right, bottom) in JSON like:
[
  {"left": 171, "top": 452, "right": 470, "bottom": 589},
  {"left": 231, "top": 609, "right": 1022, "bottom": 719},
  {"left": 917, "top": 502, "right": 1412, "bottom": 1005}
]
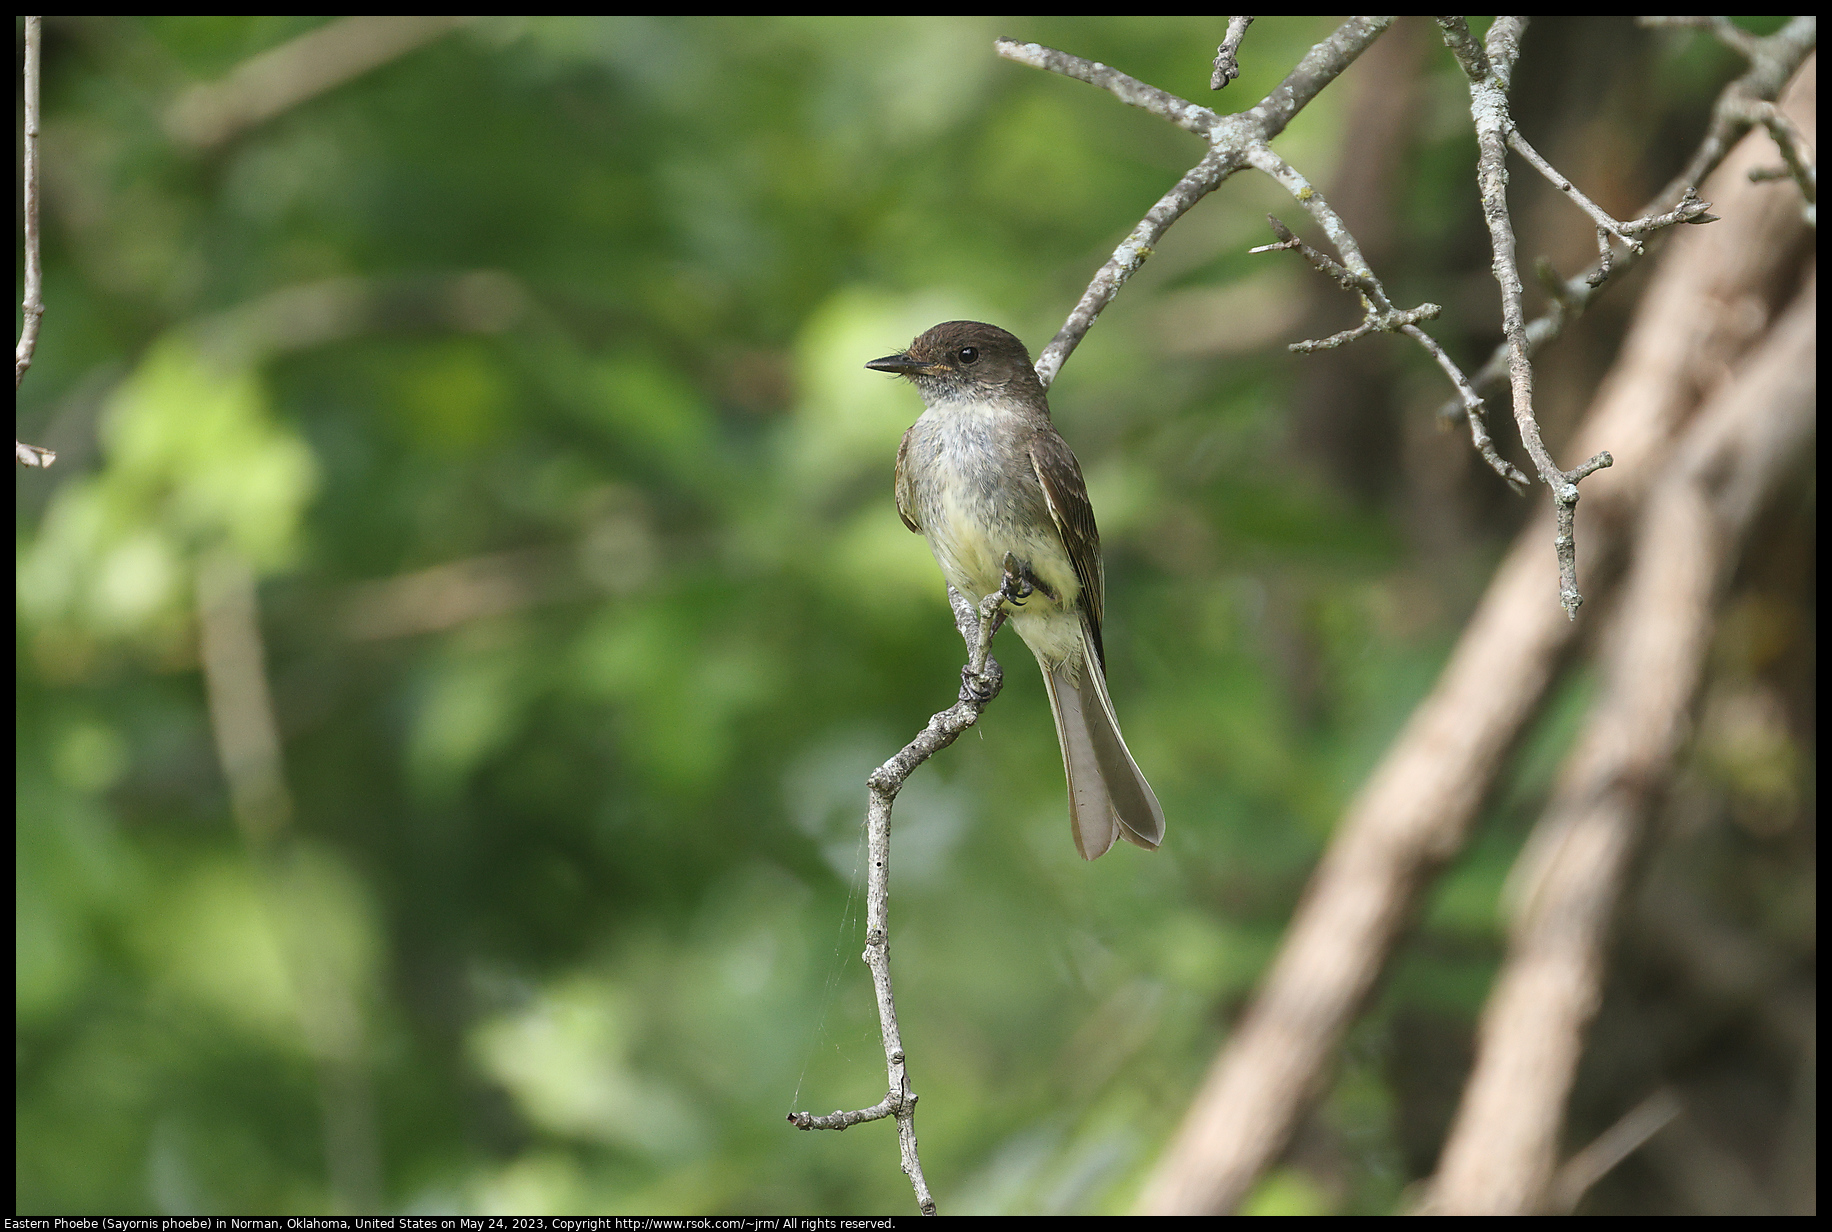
[
  {"left": 961, "top": 664, "right": 998, "bottom": 703},
  {"left": 1001, "top": 552, "right": 1036, "bottom": 605}
]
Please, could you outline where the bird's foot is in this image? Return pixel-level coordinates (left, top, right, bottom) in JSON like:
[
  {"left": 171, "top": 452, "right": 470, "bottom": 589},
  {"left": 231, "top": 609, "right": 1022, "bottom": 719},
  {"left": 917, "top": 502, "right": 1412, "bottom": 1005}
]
[
  {"left": 961, "top": 659, "right": 1002, "bottom": 704},
  {"left": 1000, "top": 552, "right": 1055, "bottom": 605}
]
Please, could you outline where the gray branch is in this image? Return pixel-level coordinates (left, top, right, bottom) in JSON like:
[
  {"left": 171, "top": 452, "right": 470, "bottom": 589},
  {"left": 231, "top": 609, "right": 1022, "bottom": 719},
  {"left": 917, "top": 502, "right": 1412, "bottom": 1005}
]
[
  {"left": 17, "top": 16, "right": 55, "bottom": 468},
  {"left": 1440, "top": 15, "right": 1614, "bottom": 619},
  {"left": 1727, "top": 95, "right": 1817, "bottom": 224},
  {"left": 1246, "top": 156, "right": 1531, "bottom": 492},
  {"left": 994, "top": 38, "right": 1221, "bottom": 137},
  {"left": 789, "top": 563, "right": 1035, "bottom": 1216},
  {"left": 1211, "top": 16, "right": 1255, "bottom": 90},
  {"left": 1505, "top": 125, "right": 1712, "bottom": 251},
  {"left": 1439, "top": 17, "right": 1815, "bottom": 424},
  {"left": 998, "top": 16, "right": 1396, "bottom": 388}
]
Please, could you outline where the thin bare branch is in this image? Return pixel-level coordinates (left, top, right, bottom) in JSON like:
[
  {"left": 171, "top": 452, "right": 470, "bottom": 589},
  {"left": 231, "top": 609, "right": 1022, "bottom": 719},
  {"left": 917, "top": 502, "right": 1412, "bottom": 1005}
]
[
  {"left": 17, "top": 16, "right": 55, "bottom": 467},
  {"left": 164, "top": 15, "right": 474, "bottom": 149},
  {"left": 1508, "top": 127, "right": 1636, "bottom": 250},
  {"left": 994, "top": 38, "right": 1220, "bottom": 137},
  {"left": 1402, "top": 324, "right": 1531, "bottom": 490},
  {"left": 1546, "top": 1088, "right": 1683, "bottom": 1215},
  {"left": 1442, "top": 18, "right": 1815, "bottom": 423},
  {"left": 999, "top": 17, "right": 1396, "bottom": 388},
  {"left": 790, "top": 560, "right": 1037, "bottom": 1215},
  {"left": 16, "top": 15, "right": 45, "bottom": 392},
  {"left": 1727, "top": 95, "right": 1817, "bottom": 223},
  {"left": 1211, "top": 16, "right": 1255, "bottom": 90},
  {"left": 1441, "top": 14, "right": 1615, "bottom": 617}
]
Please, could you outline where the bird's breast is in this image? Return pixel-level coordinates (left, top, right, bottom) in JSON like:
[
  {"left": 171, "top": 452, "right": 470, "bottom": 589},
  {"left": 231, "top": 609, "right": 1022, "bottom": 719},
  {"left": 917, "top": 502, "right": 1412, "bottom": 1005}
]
[{"left": 906, "top": 400, "right": 1080, "bottom": 616}]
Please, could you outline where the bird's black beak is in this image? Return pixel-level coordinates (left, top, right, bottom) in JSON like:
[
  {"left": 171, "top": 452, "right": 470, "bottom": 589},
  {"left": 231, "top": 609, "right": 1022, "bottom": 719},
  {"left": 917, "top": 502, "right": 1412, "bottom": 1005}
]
[{"left": 865, "top": 351, "right": 921, "bottom": 375}]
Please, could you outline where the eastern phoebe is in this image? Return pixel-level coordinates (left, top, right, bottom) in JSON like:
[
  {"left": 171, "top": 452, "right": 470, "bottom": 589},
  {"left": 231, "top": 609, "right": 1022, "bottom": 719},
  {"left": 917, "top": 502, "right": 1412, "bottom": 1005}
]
[{"left": 867, "top": 321, "right": 1165, "bottom": 860}]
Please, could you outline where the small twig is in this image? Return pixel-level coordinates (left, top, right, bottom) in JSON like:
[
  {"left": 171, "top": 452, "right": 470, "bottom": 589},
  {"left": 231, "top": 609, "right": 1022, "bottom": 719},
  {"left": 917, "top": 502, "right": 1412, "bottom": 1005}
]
[
  {"left": 1253, "top": 220, "right": 1439, "bottom": 350},
  {"left": 1211, "top": 16, "right": 1255, "bottom": 90},
  {"left": 1442, "top": 15, "right": 1614, "bottom": 618},
  {"left": 999, "top": 17, "right": 1395, "bottom": 388},
  {"left": 1403, "top": 323, "right": 1532, "bottom": 491},
  {"left": 1251, "top": 202, "right": 1530, "bottom": 492},
  {"left": 790, "top": 560, "right": 1035, "bottom": 1215},
  {"left": 163, "top": 16, "right": 474, "bottom": 149},
  {"left": 1511, "top": 123, "right": 1721, "bottom": 250},
  {"left": 995, "top": 38, "right": 1220, "bottom": 137},
  {"left": 1440, "top": 17, "right": 1815, "bottom": 424},
  {"left": 1507, "top": 128, "right": 1631, "bottom": 249},
  {"left": 17, "top": 16, "right": 55, "bottom": 468},
  {"left": 1640, "top": 14, "right": 1765, "bottom": 60},
  {"left": 1546, "top": 1088, "right": 1683, "bottom": 1214},
  {"left": 1244, "top": 147, "right": 1381, "bottom": 283},
  {"left": 1726, "top": 95, "right": 1817, "bottom": 224}
]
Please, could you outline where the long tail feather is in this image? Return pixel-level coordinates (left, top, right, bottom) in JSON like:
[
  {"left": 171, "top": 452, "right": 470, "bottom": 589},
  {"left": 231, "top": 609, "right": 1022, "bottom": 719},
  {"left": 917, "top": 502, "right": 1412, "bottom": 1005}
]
[{"left": 1039, "top": 620, "right": 1164, "bottom": 858}]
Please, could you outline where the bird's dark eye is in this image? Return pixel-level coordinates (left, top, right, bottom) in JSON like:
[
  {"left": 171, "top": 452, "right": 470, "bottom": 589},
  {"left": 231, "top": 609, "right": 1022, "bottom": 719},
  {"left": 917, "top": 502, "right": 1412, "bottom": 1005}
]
[{"left": 958, "top": 347, "right": 979, "bottom": 365}]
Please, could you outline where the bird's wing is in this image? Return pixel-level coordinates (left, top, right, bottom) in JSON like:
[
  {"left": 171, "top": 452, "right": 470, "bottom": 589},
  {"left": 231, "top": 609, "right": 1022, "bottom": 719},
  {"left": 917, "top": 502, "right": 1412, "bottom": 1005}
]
[
  {"left": 1028, "top": 429, "right": 1106, "bottom": 671},
  {"left": 894, "top": 427, "right": 921, "bottom": 533}
]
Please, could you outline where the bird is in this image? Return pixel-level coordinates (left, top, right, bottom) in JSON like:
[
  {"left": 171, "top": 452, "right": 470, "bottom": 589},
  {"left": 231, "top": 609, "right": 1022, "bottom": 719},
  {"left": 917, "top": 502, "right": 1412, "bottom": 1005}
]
[{"left": 867, "top": 320, "right": 1164, "bottom": 860}]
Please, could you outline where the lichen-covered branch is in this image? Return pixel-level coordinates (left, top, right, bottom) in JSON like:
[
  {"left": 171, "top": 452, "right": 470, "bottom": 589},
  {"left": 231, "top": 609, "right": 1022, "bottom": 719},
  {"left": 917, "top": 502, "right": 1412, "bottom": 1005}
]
[
  {"left": 994, "top": 38, "right": 1221, "bottom": 137},
  {"left": 16, "top": 16, "right": 56, "bottom": 468},
  {"left": 1211, "top": 16, "right": 1255, "bottom": 90}
]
